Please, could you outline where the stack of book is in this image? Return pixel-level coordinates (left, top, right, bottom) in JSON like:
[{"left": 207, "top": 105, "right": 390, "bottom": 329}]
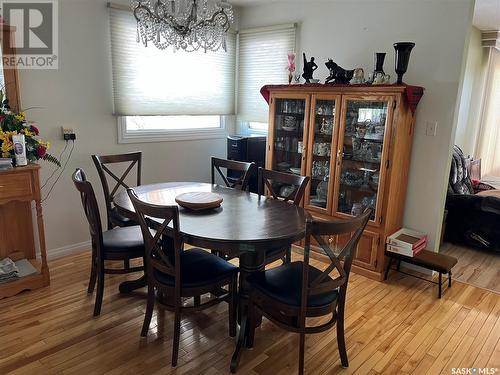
[
  {"left": 0, "top": 158, "right": 13, "bottom": 170},
  {"left": 386, "top": 228, "right": 427, "bottom": 257}
]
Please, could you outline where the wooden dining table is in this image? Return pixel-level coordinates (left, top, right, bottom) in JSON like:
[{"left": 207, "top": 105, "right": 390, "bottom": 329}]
[{"left": 113, "top": 182, "right": 307, "bottom": 372}]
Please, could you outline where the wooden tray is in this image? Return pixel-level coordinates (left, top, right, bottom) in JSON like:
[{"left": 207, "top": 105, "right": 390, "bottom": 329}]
[{"left": 175, "top": 192, "right": 223, "bottom": 210}]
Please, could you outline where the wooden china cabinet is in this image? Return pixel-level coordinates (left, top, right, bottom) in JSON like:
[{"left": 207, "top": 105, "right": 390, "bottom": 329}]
[{"left": 264, "top": 84, "right": 420, "bottom": 280}]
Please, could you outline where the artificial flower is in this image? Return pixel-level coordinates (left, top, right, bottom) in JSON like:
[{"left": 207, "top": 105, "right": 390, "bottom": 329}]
[
  {"left": 14, "top": 112, "right": 26, "bottom": 122},
  {"left": 37, "top": 145, "right": 46, "bottom": 158},
  {"left": 287, "top": 53, "right": 296, "bottom": 73},
  {"left": 0, "top": 90, "right": 59, "bottom": 166}
]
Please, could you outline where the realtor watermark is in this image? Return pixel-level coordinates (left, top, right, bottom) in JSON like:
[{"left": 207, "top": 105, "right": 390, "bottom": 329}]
[
  {"left": 451, "top": 368, "right": 499, "bottom": 375},
  {"left": 0, "top": 0, "right": 58, "bottom": 69}
]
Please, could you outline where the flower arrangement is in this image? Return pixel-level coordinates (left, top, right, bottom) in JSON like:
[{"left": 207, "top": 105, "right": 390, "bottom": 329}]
[
  {"left": 0, "top": 90, "right": 60, "bottom": 166},
  {"left": 286, "top": 53, "right": 296, "bottom": 84}
]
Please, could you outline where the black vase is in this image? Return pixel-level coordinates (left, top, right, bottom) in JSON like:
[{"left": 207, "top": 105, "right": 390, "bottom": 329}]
[
  {"left": 393, "top": 42, "right": 415, "bottom": 84},
  {"left": 374, "top": 52, "right": 386, "bottom": 75}
]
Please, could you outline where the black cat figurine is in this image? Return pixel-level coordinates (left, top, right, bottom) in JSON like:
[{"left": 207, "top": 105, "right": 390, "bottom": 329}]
[{"left": 325, "top": 59, "right": 354, "bottom": 84}]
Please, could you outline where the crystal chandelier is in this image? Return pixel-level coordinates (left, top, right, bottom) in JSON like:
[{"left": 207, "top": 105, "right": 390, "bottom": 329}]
[{"left": 131, "top": 0, "right": 234, "bottom": 52}]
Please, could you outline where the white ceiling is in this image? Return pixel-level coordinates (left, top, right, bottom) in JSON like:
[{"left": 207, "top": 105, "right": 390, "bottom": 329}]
[{"left": 473, "top": 0, "right": 500, "bottom": 30}]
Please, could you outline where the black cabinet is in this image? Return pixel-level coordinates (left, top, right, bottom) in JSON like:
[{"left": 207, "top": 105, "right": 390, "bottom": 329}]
[{"left": 227, "top": 135, "right": 266, "bottom": 193}]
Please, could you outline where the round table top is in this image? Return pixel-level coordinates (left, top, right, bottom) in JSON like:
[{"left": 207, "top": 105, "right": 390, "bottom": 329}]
[{"left": 113, "top": 182, "right": 307, "bottom": 251}]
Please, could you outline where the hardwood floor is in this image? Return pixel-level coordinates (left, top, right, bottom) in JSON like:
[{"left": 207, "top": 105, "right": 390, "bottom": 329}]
[
  {"left": 0, "top": 251, "right": 499, "bottom": 375},
  {"left": 441, "top": 242, "right": 500, "bottom": 294}
]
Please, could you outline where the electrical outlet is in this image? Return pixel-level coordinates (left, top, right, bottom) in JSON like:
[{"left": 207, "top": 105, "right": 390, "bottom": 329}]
[
  {"left": 61, "top": 127, "right": 76, "bottom": 141},
  {"left": 426, "top": 121, "right": 437, "bottom": 136}
]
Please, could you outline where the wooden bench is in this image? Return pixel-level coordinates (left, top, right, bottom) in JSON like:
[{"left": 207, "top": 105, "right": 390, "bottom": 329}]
[{"left": 384, "top": 249, "right": 458, "bottom": 298}]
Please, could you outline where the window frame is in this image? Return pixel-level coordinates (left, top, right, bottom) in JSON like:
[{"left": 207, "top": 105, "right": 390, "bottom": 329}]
[{"left": 117, "top": 115, "right": 230, "bottom": 144}]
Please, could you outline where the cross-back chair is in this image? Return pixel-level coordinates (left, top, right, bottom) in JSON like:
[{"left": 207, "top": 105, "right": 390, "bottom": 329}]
[
  {"left": 258, "top": 167, "right": 310, "bottom": 264},
  {"left": 243, "top": 209, "right": 372, "bottom": 375},
  {"left": 72, "top": 169, "right": 145, "bottom": 316},
  {"left": 258, "top": 167, "right": 310, "bottom": 206},
  {"left": 127, "top": 188, "right": 238, "bottom": 367},
  {"left": 211, "top": 157, "right": 256, "bottom": 191},
  {"left": 92, "top": 151, "right": 142, "bottom": 230}
]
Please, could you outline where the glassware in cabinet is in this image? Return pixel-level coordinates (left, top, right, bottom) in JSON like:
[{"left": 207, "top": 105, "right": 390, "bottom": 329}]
[
  {"left": 270, "top": 97, "right": 308, "bottom": 198},
  {"left": 335, "top": 99, "right": 390, "bottom": 221},
  {"left": 304, "top": 97, "right": 338, "bottom": 212}
]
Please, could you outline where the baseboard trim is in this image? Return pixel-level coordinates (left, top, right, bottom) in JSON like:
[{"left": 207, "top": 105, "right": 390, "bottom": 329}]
[{"left": 48, "top": 241, "right": 91, "bottom": 260}]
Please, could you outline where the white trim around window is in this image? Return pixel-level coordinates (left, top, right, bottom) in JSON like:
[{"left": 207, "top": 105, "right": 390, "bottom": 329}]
[{"left": 117, "top": 116, "right": 231, "bottom": 144}]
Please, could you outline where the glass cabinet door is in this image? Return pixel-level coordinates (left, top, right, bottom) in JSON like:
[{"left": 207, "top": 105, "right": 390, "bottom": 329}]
[
  {"left": 304, "top": 95, "right": 340, "bottom": 213},
  {"left": 270, "top": 96, "right": 309, "bottom": 198},
  {"left": 334, "top": 98, "right": 393, "bottom": 223}
]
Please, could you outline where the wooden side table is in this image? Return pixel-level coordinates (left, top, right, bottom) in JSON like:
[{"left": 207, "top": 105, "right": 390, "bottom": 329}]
[{"left": 0, "top": 165, "right": 50, "bottom": 298}]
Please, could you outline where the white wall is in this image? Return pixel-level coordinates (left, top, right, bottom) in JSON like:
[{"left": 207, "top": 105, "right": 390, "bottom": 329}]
[
  {"left": 455, "top": 26, "right": 489, "bottom": 157},
  {"left": 239, "top": 0, "right": 474, "bottom": 251},
  {"left": 19, "top": 0, "right": 229, "bottom": 254}
]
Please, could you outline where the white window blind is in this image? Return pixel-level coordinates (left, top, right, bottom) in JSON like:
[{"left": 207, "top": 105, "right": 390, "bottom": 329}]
[
  {"left": 237, "top": 25, "right": 296, "bottom": 123},
  {"left": 109, "top": 7, "right": 236, "bottom": 116}
]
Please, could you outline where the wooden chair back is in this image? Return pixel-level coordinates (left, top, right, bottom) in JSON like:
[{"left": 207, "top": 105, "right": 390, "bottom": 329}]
[
  {"left": 92, "top": 151, "right": 142, "bottom": 229},
  {"left": 211, "top": 157, "right": 256, "bottom": 191},
  {"left": 302, "top": 209, "right": 372, "bottom": 311},
  {"left": 127, "top": 188, "right": 182, "bottom": 292},
  {"left": 258, "top": 167, "right": 310, "bottom": 205},
  {"left": 72, "top": 168, "right": 103, "bottom": 248}
]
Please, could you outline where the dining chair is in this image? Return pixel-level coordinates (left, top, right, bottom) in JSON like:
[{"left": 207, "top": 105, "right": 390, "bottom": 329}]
[
  {"left": 243, "top": 209, "right": 372, "bottom": 375},
  {"left": 211, "top": 157, "right": 256, "bottom": 191},
  {"left": 210, "top": 157, "right": 257, "bottom": 260},
  {"left": 92, "top": 151, "right": 142, "bottom": 230},
  {"left": 72, "top": 168, "right": 145, "bottom": 317},
  {"left": 258, "top": 167, "right": 310, "bottom": 264},
  {"left": 127, "top": 188, "right": 238, "bottom": 367}
]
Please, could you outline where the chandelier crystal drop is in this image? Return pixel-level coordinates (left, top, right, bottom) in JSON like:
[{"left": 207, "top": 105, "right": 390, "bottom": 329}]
[{"left": 131, "top": 0, "right": 234, "bottom": 53}]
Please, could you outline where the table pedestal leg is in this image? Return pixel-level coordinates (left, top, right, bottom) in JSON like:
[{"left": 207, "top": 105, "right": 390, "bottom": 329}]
[
  {"left": 119, "top": 275, "right": 147, "bottom": 294},
  {"left": 231, "top": 250, "right": 265, "bottom": 373}
]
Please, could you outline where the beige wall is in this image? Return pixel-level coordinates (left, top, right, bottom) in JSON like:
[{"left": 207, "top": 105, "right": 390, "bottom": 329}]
[
  {"left": 19, "top": 0, "right": 229, "bottom": 255},
  {"left": 239, "top": 0, "right": 474, "bottom": 251},
  {"left": 455, "top": 26, "right": 489, "bottom": 157}
]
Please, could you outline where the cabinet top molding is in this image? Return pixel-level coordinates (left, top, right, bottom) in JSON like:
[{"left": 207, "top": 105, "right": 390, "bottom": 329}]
[{"left": 261, "top": 84, "right": 425, "bottom": 114}]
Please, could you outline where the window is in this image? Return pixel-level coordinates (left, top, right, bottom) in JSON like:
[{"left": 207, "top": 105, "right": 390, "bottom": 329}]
[
  {"left": 118, "top": 115, "right": 228, "bottom": 143},
  {"left": 109, "top": 6, "right": 236, "bottom": 142},
  {"left": 248, "top": 121, "right": 268, "bottom": 131},
  {"left": 124, "top": 116, "right": 221, "bottom": 131},
  {"left": 237, "top": 24, "right": 296, "bottom": 130}
]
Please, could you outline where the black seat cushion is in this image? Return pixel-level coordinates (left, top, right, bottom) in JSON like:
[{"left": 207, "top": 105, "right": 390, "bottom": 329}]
[
  {"left": 248, "top": 261, "right": 339, "bottom": 307},
  {"left": 153, "top": 248, "right": 238, "bottom": 288},
  {"left": 102, "top": 225, "right": 144, "bottom": 253},
  {"left": 110, "top": 206, "right": 136, "bottom": 227}
]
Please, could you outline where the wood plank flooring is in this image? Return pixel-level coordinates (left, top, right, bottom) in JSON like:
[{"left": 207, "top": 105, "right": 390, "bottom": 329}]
[
  {"left": 441, "top": 242, "right": 500, "bottom": 294},
  {"left": 0, "top": 251, "right": 499, "bottom": 374}
]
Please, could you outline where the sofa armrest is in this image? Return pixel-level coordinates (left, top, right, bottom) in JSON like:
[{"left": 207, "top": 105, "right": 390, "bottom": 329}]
[
  {"left": 446, "top": 193, "right": 500, "bottom": 215},
  {"left": 482, "top": 196, "right": 500, "bottom": 215}
]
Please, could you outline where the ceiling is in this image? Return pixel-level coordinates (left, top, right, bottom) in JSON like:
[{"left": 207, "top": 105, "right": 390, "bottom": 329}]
[{"left": 473, "top": 0, "right": 500, "bottom": 30}]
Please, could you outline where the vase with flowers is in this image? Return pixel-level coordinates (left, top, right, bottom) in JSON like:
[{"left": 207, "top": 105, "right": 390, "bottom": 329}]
[
  {"left": 0, "top": 90, "right": 60, "bottom": 167},
  {"left": 286, "top": 53, "right": 296, "bottom": 84}
]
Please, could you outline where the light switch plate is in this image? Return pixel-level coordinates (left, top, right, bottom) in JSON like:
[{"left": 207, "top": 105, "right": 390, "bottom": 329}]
[{"left": 426, "top": 121, "right": 437, "bottom": 136}]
